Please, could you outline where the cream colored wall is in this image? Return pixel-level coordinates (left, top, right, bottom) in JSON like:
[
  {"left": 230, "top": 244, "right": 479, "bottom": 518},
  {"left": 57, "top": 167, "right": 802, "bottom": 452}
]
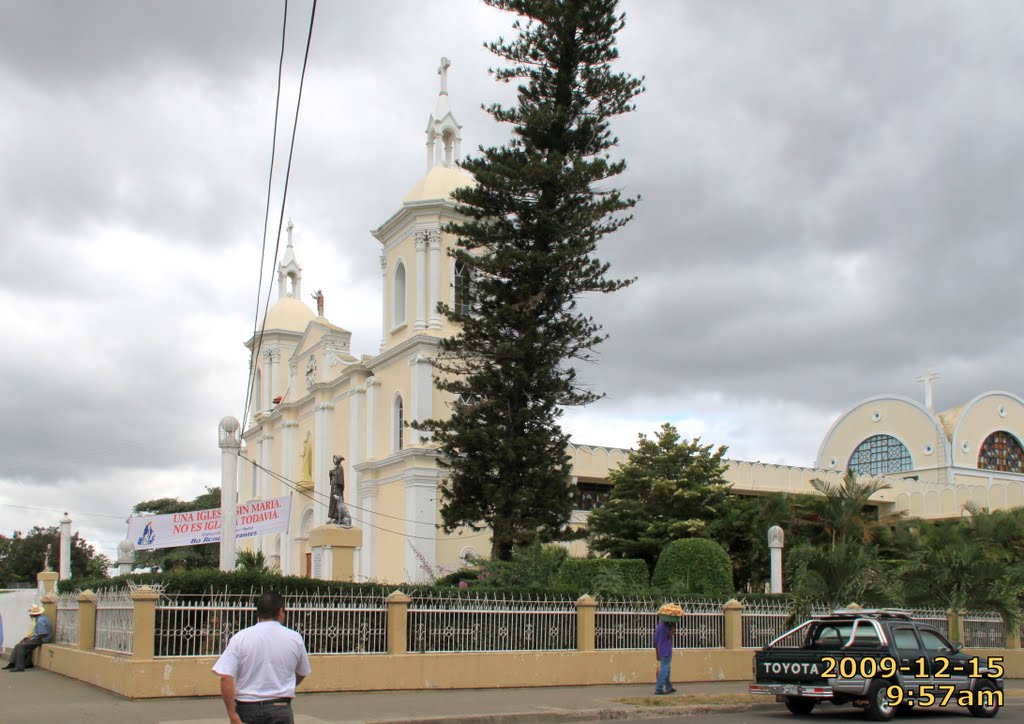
[
  {"left": 368, "top": 356, "right": 412, "bottom": 460},
  {"left": 817, "top": 397, "right": 945, "bottom": 474},
  {"left": 374, "top": 480, "right": 408, "bottom": 582},
  {"left": 952, "top": 393, "right": 1024, "bottom": 467}
]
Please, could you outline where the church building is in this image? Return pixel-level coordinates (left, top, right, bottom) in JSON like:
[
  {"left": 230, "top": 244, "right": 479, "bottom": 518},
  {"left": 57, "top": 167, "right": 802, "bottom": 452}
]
[{"left": 237, "top": 61, "right": 1024, "bottom": 583}]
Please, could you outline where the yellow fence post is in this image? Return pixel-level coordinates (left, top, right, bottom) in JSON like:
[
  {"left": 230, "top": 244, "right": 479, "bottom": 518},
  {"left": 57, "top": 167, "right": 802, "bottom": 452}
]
[
  {"left": 77, "top": 589, "right": 97, "bottom": 650},
  {"left": 723, "top": 599, "right": 743, "bottom": 650},
  {"left": 948, "top": 609, "right": 963, "bottom": 644},
  {"left": 576, "top": 595, "right": 598, "bottom": 652},
  {"left": 131, "top": 586, "right": 160, "bottom": 659},
  {"left": 386, "top": 590, "right": 411, "bottom": 655}
]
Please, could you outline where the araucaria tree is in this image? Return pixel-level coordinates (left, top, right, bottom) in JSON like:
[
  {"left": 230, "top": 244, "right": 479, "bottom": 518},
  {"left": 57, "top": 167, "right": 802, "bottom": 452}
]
[{"left": 422, "top": 0, "right": 642, "bottom": 561}]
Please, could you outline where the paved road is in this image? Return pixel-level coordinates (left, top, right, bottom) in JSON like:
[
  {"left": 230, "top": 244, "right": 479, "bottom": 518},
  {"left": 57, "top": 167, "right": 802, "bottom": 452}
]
[{"left": 578, "top": 697, "right": 1024, "bottom": 722}]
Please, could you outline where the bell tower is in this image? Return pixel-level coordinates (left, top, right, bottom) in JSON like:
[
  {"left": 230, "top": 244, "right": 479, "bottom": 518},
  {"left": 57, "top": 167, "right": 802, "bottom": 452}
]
[{"left": 425, "top": 57, "right": 463, "bottom": 171}]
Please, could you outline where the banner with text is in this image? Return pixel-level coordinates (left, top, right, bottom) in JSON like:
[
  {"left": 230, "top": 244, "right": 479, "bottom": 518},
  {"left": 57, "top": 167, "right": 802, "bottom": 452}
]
[{"left": 128, "top": 496, "right": 292, "bottom": 550}]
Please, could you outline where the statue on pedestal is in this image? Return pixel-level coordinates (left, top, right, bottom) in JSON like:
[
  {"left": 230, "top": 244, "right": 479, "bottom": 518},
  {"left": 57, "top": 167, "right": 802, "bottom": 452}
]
[
  {"left": 299, "top": 432, "right": 314, "bottom": 487},
  {"left": 328, "top": 454, "right": 352, "bottom": 527}
]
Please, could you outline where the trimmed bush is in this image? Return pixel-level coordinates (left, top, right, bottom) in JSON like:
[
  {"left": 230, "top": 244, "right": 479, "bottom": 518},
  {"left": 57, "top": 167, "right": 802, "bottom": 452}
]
[
  {"left": 651, "top": 538, "right": 733, "bottom": 596},
  {"left": 555, "top": 558, "right": 649, "bottom": 593}
]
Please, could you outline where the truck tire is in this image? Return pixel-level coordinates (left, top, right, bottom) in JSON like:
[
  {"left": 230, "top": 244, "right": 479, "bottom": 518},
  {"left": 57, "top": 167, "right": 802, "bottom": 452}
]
[
  {"left": 784, "top": 697, "right": 816, "bottom": 715},
  {"left": 865, "top": 679, "right": 895, "bottom": 722},
  {"left": 968, "top": 679, "right": 1000, "bottom": 718}
]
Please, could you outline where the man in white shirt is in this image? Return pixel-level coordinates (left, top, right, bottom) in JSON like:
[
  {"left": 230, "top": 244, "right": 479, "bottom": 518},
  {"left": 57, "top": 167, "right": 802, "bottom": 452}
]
[{"left": 213, "top": 592, "right": 312, "bottom": 724}]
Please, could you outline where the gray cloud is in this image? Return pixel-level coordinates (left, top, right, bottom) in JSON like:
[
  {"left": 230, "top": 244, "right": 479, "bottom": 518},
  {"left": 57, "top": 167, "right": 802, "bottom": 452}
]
[{"left": 3, "top": 0, "right": 1023, "bottom": 560}]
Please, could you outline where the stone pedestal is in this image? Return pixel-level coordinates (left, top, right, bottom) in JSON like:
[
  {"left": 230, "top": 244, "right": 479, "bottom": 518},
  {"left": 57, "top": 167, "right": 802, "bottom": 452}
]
[{"left": 308, "top": 525, "right": 363, "bottom": 581}]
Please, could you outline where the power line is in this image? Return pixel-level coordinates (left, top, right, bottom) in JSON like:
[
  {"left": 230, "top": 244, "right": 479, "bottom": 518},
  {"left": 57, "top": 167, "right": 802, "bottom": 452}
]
[
  {"left": 0, "top": 502, "right": 127, "bottom": 521},
  {"left": 240, "top": 455, "right": 491, "bottom": 543},
  {"left": 242, "top": 0, "right": 291, "bottom": 428},
  {"left": 243, "top": 0, "right": 319, "bottom": 428}
]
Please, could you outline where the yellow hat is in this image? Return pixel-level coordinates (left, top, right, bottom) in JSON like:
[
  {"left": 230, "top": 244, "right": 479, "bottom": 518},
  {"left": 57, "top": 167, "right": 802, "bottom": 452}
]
[{"left": 27, "top": 604, "right": 44, "bottom": 616}]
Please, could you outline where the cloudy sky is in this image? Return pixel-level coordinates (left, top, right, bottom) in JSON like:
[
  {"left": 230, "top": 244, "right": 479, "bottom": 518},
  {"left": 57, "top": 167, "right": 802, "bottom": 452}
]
[{"left": 2, "top": 0, "right": 1023, "bottom": 563}]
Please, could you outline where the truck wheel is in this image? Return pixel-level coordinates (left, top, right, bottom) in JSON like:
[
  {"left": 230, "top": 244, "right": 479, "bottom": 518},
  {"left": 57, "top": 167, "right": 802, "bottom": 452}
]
[
  {"left": 865, "top": 679, "right": 895, "bottom": 722},
  {"left": 784, "top": 697, "right": 816, "bottom": 715},
  {"left": 968, "top": 679, "right": 1000, "bottom": 718}
]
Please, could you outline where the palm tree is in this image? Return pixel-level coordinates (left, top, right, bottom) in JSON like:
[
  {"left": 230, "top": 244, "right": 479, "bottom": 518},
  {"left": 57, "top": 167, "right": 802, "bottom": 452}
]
[
  {"left": 797, "top": 470, "right": 905, "bottom": 548},
  {"left": 235, "top": 549, "right": 279, "bottom": 574}
]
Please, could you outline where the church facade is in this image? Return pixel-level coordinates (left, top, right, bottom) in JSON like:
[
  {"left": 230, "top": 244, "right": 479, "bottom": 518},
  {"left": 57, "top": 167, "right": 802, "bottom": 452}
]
[{"left": 236, "top": 62, "right": 1024, "bottom": 583}]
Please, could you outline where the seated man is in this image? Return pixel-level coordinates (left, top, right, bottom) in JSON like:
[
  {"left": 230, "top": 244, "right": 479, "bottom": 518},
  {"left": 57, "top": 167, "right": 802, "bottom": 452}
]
[{"left": 3, "top": 604, "right": 51, "bottom": 672}]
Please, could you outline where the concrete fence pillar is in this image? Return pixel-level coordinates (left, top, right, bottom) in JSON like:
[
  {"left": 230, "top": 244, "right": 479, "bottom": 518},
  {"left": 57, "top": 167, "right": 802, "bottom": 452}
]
[
  {"left": 37, "top": 570, "right": 58, "bottom": 598},
  {"left": 723, "top": 598, "right": 744, "bottom": 650},
  {"left": 947, "top": 610, "right": 963, "bottom": 644},
  {"left": 1004, "top": 621, "right": 1020, "bottom": 650},
  {"left": 575, "top": 595, "right": 598, "bottom": 652},
  {"left": 131, "top": 586, "right": 160, "bottom": 659},
  {"left": 40, "top": 593, "right": 57, "bottom": 627},
  {"left": 386, "top": 590, "right": 411, "bottom": 655},
  {"left": 77, "top": 590, "right": 97, "bottom": 650}
]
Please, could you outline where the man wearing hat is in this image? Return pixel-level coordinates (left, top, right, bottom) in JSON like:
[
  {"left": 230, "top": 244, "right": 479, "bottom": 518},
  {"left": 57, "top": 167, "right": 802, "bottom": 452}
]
[{"left": 3, "top": 604, "right": 52, "bottom": 672}]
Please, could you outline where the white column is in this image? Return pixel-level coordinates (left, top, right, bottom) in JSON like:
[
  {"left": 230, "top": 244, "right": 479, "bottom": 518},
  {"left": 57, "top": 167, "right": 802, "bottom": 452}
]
[
  {"left": 268, "top": 348, "right": 280, "bottom": 402},
  {"left": 379, "top": 253, "right": 388, "bottom": 350},
  {"left": 428, "top": 230, "right": 442, "bottom": 329},
  {"left": 219, "top": 416, "right": 242, "bottom": 572},
  {"left": 361, "top": 485, "right": 377, "bottom": 581},
  {"left": 348, "top": 383, "right": 366, "bottom": 521},
  {"left": 288, "top": 360, "right": 297, "bottom": 399},
  {"left": 405, "top": 474, "right": 438, "bottom": 583},
  {"left": 280, "top": 419, "right": 298, "bottom": 576},
  {"left": 365, "top": 377, "right": 380, "bottom": 460},
  {"left": 768, "top": 526, "right": 785, "bottom": 594},
  {"left": 414, "top": 232, "right": 427, "bottom": 330},
  {"left": 59, "top": 513, "right": 72, "bottom": 580},
  {"left": 262, "top": 350, "right": 273, "bottom": 412},
  {"left": 409, "top": 354, "right": 433, "bottom": 445},
  {"left": 313, "top": 400, "right": 335, "bottom": 527}
]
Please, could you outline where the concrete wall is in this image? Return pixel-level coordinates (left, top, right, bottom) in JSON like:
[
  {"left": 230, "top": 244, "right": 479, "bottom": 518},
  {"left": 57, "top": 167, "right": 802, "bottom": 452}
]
[{"left": 0, "top": 589, "right": 38, "bottom": 652}]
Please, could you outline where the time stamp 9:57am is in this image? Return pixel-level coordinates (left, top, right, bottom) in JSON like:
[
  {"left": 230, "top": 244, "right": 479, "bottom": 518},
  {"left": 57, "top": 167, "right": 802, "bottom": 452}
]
[{"left": 821, "top": 655, "right": 1004, "bottom": 709}]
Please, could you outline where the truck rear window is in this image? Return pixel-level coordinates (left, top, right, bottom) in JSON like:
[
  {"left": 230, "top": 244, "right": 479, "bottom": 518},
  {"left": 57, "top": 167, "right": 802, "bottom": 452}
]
[{"left": 809, "top": 621, "right": 882, "bottom": 649}]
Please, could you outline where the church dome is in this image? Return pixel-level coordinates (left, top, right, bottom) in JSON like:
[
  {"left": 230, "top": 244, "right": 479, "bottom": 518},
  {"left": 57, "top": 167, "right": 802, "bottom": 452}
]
[
  {"left": 264, "top": 296, "right": 315, "bottom": 332},
  {"left": 403, "top": 165, "right": 475, "bottom": 204}
]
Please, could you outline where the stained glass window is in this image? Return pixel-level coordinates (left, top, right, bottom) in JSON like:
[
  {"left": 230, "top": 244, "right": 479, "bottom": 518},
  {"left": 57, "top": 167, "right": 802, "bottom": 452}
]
[
  {"left": 978, "top": 431, "right": 1024, "bottom": 473},
  {"left": 848, "top": 435, "right": 913, "bottom": 476}
]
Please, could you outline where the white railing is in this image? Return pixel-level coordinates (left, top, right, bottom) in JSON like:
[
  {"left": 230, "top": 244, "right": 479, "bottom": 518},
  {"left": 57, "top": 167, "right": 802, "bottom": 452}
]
[
  {"left": 962, "top": 611, "right": 1004, "bottom": 649},
  {"left": 95, "top": 590, "right": 134, "bottom": 654},
  {"left": 154, "top": 590, "right": 388, "bottom": 657},
  {"left": 741, "top": 599, "right": 794, "bottom": 648},
  {"left": 55, "top": 592, "right": 79, "bottom": 646},
  {"left": 407, "top": 593, "right": 577, "bottom": 652},
  {"left": 909, "top": 608, "right": 949, "bottom": 639},
  {"left": 594, "top": 597, "right": 725, "bottom": 650}
]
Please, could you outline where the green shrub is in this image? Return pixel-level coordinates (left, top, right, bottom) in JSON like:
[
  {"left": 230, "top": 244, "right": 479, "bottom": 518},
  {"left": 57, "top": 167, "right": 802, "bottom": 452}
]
[
  {"left": 555, "top": 558, "right": 648, "bottom": 593},
  {"left": 651, "top": 538, "right": 733, "bottom": 596}
]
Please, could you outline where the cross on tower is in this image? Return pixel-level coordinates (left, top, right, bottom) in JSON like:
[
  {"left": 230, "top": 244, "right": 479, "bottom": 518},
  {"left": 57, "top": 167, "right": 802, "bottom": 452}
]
[
  {"left": 916, "top": 371, "right": 940, "bottom": 412},
  {"left": 438, "top": 57, "right": 450, "bottom": 95}
]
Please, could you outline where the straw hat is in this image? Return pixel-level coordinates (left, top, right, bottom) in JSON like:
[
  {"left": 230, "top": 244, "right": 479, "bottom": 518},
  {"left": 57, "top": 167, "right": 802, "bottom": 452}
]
[{"left": 27, "top": 604, "right": 44, "bottom": 616}]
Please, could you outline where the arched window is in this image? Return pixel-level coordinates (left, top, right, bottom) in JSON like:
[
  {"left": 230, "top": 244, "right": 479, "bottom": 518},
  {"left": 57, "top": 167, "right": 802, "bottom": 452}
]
[
  {"left": 393, "top": 395, "right": 404, "bottom": 452},
  {"left": 453, "top": 260, "right": 472, "bottom": 316},
  {"left": 978, "top": 431, "right": 1024, "bottom": 473},
  {"left": 848, "top": 434, "right": 913, "bottom": 476},
  {"left": 393, "top": 261, "right": 407, "bottom": 326}
]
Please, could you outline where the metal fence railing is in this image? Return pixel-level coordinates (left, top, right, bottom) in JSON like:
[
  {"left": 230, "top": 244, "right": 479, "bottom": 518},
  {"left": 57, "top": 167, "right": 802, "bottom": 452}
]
[
  {"left": 962, "top": 611, "right": 1003, "bottom": 649},
  {"left": 55, "top": 592, "right": 79, "bottom": 646},
  {"left": 909, "top": 608, "right": 950, "bottom": 639},
  {"left": 407, "top": 593, "right": 577, "bottom": 653},
  {"left": 154, "top": 590, "right": 388, "bottom": 657},
  {"left": 741, "top": 599, "right": 794, "bottom": 648},
  {"left": 95, "top": 590, "right": 133, "bottom": 654},
  {"left": 594, "top": 598, "right": 725, "bottom": 650}
]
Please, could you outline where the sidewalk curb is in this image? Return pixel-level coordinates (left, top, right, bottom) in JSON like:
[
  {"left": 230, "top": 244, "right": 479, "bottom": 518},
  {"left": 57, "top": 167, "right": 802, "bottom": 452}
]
[{"left": 359, "top": 702, "right": 778, "bottom": 724}]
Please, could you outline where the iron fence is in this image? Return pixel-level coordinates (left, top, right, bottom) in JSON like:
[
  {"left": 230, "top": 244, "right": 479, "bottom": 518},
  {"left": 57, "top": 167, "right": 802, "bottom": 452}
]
[
  {"left": 154, "top": 590, "right": 388, "bottom": 657},
  {"left": 741, "top": 599, "right": 795, "bottom": 648},
  {"left": 962, "top": 611, "right": 1004, "bottom": 649},
  {"left": 95, "top": 589, "right": 134, "bottom": 654},
  {"left": 594, "top": 597, "right": 725, "bottom": 650},
  {"left": 909, "top": 608, "right": 950, "bottom": 639},
  {"left": 55, "top": 592, "right": 79, "bottom": 646},
  {"left": 407, "top": 593, "right": 577, "bottom": 653}
]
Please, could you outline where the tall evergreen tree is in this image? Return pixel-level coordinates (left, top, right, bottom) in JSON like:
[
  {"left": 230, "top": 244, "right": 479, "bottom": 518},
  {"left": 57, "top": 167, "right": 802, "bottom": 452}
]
[
  {"left": 586, "top": 423, "right": 730, "bottom": 571},
  {"left": 422, "top": 0, "right": 642, "bottom": 560}
]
